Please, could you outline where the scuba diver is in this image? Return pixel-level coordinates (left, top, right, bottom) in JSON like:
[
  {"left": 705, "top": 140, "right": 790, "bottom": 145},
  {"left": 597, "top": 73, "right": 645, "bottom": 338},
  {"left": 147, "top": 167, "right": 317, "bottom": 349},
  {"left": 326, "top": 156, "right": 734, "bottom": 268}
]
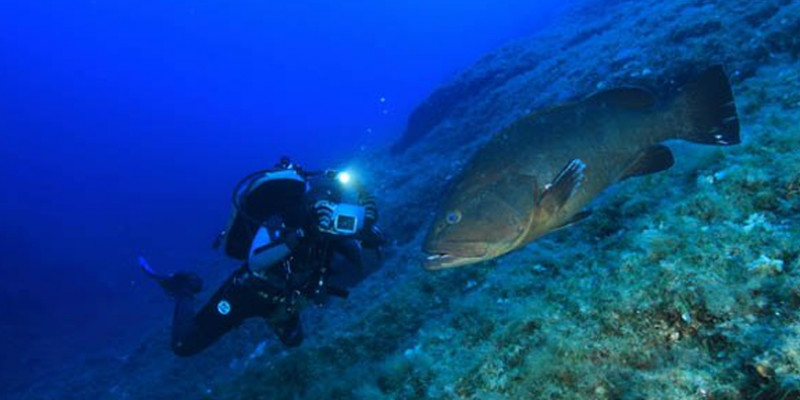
[{"left": 140, "top": 157, "right": 385, "bottom": 356}]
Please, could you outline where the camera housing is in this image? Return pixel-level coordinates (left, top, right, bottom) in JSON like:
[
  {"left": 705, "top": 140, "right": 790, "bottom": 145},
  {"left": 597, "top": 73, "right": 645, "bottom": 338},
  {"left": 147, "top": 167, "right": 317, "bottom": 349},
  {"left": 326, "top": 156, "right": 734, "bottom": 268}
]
[{"left": 327, "top": 203, "right": 365, "bottom": 235}]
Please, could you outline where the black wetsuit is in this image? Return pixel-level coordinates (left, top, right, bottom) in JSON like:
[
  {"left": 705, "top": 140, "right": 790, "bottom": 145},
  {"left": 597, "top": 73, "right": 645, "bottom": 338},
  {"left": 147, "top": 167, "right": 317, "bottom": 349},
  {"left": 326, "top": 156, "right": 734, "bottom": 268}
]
[
  {"left": 171, "top": 267, "right": 302, "bottom": 356},
  {"left": 168, "top": 172, "right": 382, "bottom": 357}
]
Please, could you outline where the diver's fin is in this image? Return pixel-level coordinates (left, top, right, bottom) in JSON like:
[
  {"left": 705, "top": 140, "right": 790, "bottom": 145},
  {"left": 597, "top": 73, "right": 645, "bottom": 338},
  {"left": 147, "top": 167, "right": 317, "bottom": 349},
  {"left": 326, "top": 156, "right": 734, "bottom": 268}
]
[
  {"left": 586, "top": 87, "right": 656, "bottom": 109},
  {"left": 211, "top": 230, "right": 226, "bottom": 250},
  {"left": 619, "top": 144, "right": 675, "bottom": 181},
  {"left": 673, "top": 65, "right": 740, "bottom": 145},
  {"left": 137, "top": 251, "right": 167, "bottom": 281},
  {"left": 553, "top": 209, "right": 593, "bottom": 230},
  {"left": 137, "top": 251, "right": 202, "bottom": 297},
  {"left": 538, "top": 159, "right": 586, "bottom": 213}
]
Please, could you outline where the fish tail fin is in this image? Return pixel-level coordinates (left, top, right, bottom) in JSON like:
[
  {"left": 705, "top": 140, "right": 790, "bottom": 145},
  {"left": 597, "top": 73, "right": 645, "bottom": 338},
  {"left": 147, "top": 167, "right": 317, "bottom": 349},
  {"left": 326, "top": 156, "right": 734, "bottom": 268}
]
[{"left": 673, "top": 65, "right": 740, "bottom": 146}]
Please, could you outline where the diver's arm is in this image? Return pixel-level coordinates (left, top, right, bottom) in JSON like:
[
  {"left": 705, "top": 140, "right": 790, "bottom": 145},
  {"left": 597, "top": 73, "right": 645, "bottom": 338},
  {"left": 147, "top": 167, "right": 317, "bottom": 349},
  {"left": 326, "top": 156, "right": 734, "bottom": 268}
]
[
  {"left": 247, "top": 215, "right": 304, "bottom": 271},
  {"left": 356, "top": 187, "right": 378, "bottom": 227},
  {"left": 354, "top": 185, "right": 385, "bottom": 247},
  {"left": 359, "top": 224, "right": 386, "bottom": 249}
]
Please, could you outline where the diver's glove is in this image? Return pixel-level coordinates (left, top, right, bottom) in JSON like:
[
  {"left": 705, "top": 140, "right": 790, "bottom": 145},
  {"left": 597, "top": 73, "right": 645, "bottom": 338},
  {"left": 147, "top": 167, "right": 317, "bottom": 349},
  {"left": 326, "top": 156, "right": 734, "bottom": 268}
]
[
  {"left": 361, "top": 195, "right": 378, "bottom": 226},
  {"left": 313, "top": 200, "right": 336, "bottom": 233},
  {"left": 360, "top": 224, "right": 386, "bottom": 249},
  {"left": 159, "top": 272, "right": 203, "bottom": 298}
]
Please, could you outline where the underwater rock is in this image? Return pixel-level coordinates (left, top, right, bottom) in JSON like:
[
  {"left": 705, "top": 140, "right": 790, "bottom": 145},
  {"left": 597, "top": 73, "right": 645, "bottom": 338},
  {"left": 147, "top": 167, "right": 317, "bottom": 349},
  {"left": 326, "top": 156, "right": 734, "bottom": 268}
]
[
  {"left": 747, "top": 254, "right": 784, "bottom": 275},
  {"left": 376, "top": 0, "right": 800, "bottom": 247},
  {"left": 25, "top": 0, "right": 800, "bottom": 399},
  {"left": 392, "top": 0, "right": 800, "bottom": 154},
  {"left": 390, "top": 43, "right": 541, "bottom": 153}
]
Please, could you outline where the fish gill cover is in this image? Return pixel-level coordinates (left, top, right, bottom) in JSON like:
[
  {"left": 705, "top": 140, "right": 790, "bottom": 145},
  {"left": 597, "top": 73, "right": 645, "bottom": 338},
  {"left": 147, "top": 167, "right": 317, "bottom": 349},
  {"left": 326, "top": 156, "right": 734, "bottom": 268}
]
[{"left": 3, "top": 0, "right": 800, "bottom": 399}]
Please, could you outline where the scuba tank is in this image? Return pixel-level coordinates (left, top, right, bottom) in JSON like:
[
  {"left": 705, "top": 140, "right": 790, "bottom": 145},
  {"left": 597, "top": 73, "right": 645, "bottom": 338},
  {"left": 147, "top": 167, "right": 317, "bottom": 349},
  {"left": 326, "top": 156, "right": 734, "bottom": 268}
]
[{"left": 221, "top": 167, "right": 308, "bottom": 260}]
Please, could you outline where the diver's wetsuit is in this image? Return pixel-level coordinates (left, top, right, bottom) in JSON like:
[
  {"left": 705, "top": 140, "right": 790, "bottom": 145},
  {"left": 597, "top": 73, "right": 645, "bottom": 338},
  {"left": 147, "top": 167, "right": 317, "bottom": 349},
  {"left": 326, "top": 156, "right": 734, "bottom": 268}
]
[
  {"left": 171, "top": 267, "right": 303, "bottom": 356},
  {"left": 171, "top": 247, "right": 317, "bottom": 356},
  {"left": 167, "top": 170, "right": 383, "bottom": 357}
]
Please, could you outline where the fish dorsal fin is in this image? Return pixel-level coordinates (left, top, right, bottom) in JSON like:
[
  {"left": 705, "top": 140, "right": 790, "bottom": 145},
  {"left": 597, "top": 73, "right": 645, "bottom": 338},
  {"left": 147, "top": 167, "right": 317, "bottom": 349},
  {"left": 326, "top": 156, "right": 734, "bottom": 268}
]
[
  {"left": 586, "top": 87, "right": 656, "bottom": 110},
  {"left": 538, "top": 158, "right": 586, "bottom": 214},
  {"left": 619, "top": 144, "right": 675, "bottom": 181}
]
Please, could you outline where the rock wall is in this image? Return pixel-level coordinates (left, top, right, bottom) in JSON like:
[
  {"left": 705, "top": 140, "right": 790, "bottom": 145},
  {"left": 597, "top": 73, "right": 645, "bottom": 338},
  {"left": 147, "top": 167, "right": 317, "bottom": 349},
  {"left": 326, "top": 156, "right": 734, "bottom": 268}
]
[
  {"left": 376, "top": 0, "right": 800, "bottom": 246},
  {"left": 15, "top": 0, "right": 800, "bottom": 399},
  {"left": 394, "top": 0, "right": 800, "bottom": 154}
]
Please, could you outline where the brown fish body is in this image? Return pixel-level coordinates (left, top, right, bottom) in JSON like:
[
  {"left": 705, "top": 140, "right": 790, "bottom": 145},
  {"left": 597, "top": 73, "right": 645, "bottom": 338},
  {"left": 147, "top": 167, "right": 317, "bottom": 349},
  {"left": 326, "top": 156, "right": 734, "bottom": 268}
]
[{"left": 424, "top": 66, "right": 740, "bottom": 270}]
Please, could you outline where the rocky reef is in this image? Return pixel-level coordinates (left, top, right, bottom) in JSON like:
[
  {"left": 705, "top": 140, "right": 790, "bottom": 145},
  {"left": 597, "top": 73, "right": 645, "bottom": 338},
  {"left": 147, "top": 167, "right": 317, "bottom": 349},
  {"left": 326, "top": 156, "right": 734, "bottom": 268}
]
[
  {"left": 14, "top": 0, "right": 800, "bottom": 398},
  {"left": 392, "top": 0, "right": 800, "bottom": 155},
  {"left": 217, "top": 57, "right": 800, "bottom": 400},
  {"left": 381, "top": 0, "right": 800, "bottom": 247}
]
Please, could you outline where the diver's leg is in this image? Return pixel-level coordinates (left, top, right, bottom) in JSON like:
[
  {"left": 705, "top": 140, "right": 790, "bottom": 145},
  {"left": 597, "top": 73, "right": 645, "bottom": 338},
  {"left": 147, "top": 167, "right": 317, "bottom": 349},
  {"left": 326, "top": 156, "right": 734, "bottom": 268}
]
[
  {"left": 170, "top": 270, "right": 255, "bottom": 357},
  {"left": 264, "top": 309, "right": 304, "bottom": 347},
  {"left": 170, "top": 295, "right": 212, "bottom": 356},
  {"left": 270, "top": 314, "right": 304, "bottom": 347}
]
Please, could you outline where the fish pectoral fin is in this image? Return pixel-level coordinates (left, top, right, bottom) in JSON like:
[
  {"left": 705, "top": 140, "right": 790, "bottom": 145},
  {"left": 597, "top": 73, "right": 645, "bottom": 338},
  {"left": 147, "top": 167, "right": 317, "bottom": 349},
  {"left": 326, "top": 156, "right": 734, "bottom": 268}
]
[
  {"left": 553, "top": 209, "right": 593, "bottom": 230},
  {"left": 538, "top": 158, "right": 586, "bottom": 213},
  {"left": 619, "top": 144, "right": 675, "bottom": 181},
  {"left": 585, "top": 87, "right": 656, "bottom": 109}
]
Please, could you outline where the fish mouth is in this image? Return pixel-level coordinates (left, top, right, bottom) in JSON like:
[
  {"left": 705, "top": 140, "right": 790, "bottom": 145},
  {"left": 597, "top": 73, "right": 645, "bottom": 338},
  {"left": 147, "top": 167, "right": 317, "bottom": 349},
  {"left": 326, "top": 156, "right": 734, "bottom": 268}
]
[
  {"left": 423, "top": 252, "right": 488, "bottom": 270},
  {"left": 422, "top": 238, "right": 490, "bottom": 270}
]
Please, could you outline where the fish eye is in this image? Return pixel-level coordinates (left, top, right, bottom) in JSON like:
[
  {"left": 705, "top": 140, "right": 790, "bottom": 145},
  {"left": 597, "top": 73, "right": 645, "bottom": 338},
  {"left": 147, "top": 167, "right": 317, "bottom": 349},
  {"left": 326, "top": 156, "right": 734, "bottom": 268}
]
[{"left": 445, "top": 210, "right": 462, "bottom": 225}]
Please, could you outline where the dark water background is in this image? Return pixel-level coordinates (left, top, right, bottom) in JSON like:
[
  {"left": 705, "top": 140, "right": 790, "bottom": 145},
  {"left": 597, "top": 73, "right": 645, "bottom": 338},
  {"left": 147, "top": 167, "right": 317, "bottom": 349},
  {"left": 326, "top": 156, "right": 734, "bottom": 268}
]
[{"left": 0, "top": 0, "right": 563, "bottom": 390}]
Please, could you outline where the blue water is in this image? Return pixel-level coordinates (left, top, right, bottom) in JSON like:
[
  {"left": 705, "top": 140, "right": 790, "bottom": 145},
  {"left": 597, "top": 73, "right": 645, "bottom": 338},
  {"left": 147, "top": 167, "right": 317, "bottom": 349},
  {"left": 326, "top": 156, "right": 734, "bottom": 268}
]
[{"left": 0, "top": 0, "right": 562, "bottom": 393}]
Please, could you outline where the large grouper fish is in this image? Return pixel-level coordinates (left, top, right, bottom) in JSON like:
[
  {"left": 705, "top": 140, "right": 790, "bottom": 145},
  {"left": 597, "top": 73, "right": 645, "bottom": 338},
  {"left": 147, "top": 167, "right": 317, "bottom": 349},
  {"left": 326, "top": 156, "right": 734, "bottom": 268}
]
[{"left": 423, "top": 65, "right": 739, "bottom": 270}]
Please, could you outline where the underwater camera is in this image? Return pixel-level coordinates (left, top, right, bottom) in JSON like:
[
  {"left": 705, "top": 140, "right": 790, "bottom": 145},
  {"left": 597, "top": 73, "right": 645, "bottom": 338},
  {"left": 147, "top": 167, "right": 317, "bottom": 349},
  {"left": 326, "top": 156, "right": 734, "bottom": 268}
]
[{"left": 324, "top": 202, "right": 365, "bottom": 236}]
